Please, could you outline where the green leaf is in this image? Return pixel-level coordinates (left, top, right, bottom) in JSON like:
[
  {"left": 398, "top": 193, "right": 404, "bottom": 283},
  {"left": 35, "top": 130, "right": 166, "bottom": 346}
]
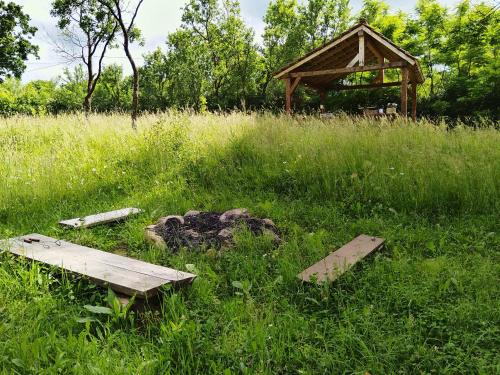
[
  {"left": 232, "top": 281, "right": 243, "bottom": 289},
  {"left": 76, "top": 317, "right": 98, "bottom": 323},
  {"left": 84, "top": 305, "right": 113, "bottom": 315},
  {"left": 185, "top": 263, "right": 198, "bottom": 273}
]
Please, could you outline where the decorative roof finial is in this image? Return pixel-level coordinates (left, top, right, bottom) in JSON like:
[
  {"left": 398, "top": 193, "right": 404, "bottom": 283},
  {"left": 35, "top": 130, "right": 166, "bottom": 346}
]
[{"left": 359, "top": 18, "right": 368, "bottom": 25}]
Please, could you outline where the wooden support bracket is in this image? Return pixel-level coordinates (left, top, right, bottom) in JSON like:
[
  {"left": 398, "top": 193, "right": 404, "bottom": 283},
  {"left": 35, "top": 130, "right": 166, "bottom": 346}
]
[{"left": 346, "top": 53, "right": 360, "bottom": 68}]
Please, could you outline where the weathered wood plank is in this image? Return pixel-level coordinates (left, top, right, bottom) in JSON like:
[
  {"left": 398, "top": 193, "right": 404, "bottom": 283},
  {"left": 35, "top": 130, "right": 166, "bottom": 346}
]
[
  {"left": 274, "top": 26, "right": 360, "bottom": 79},
  {"left": 1, "top": 234, "right": 196, "bottom": 297},
  {"left": 289, "top": 61, "right": 404, "bottom": 78},
  {"left": 59, "top": 208, "right": 142, "bottom": 228},
  {"left": 334, "top": 81, "right": 402, "bottom": 91},
  {"left": 298, "top": 235, "right": 385, "bottom": 284}
]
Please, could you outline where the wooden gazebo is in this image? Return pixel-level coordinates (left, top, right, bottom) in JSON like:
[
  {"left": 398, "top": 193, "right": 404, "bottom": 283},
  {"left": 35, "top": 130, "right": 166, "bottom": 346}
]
[{"left": 273, "top": 20, "right": 425, "bottom": 120}]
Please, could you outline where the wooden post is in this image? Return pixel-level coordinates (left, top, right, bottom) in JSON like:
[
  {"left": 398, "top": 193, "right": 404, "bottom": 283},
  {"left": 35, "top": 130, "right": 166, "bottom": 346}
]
[
  {"left": 358, "top": 31, "right": 365, "bottom": 67},
  {"left": 411, "top": 83, "right": 417, "bottom": 121},
  {"left": 285, "top": 78, "right": 292, "bottom": 114},
  {"left": 366, "top": 41, "right": 384, "bottom": 83},
  {"left": 319, "top": 91, "right": 326, "bottom": 113},
  {"left": 285, "top": 77, "right": 302, "bottom": 114},
  {"left": 400, "top": 66, "right": 408, "bottom": 118},
  {"left": 376, "top": 56, "right": 384, "bottom": 83}
]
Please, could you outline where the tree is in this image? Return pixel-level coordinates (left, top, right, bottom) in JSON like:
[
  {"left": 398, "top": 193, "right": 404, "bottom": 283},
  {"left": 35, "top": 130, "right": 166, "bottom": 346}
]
[
  {"left": 261, "top": 0, "right": 302, "bottom": 101},
  {"left": 359, "top": 0, "right": 408, "bottom": 44},
  {"left": 93, "top": 64, "right": 128, "bottom": 111},
  {"left": 410, "top": 0, "right": 447, "bottom": 96},
  {"left": 164, "top": 29, "right": 208, "bottom": 109},
  {"left": 437, "top": 1, "right": 500, "bottom": 118},
  {"left": 298, "top": 0, "right": 350, "bottom": 49},
  {"left": 0, "top": 1, "right": 39, "bottom": 81},
  {"left": 97, "top": 0, "right": 144, "bottom": 129},
  {"left": 261, "top": 0, "right": 351, "bottom": 103},
  {"left": 51, "top": 0, "right": 118, "bottom": 115},
  {"left": 139, "top": 48, "right": 170, "bottom": 111},
  {"left": 165, "top": 0, "right": 259, "bottom": 110}
]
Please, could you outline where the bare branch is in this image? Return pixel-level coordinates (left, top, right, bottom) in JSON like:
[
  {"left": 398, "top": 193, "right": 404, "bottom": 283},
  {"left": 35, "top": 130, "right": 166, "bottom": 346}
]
[{"left": 127, "top": 0, "right": 144, "bottom": 34}]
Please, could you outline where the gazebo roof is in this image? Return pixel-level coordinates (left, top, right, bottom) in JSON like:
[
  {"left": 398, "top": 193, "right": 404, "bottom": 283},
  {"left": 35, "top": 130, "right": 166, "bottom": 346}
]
[{"left": 273, "top": 20, "right": 424, "bottom": 90}]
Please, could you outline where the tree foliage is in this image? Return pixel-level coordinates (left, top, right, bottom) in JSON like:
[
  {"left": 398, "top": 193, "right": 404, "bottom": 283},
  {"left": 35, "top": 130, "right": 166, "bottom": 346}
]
[
  {"left": 0, "top": 1, "right": 39, "bottom": 81},
  {"left": 0, "top": 0, "right": 498, "bottom": 120}
]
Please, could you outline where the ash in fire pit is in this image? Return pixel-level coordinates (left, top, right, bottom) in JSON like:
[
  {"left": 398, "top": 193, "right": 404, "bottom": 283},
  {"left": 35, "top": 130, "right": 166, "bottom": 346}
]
[{"left": 145, "top": 209, "right": 280, "bottom": 251}]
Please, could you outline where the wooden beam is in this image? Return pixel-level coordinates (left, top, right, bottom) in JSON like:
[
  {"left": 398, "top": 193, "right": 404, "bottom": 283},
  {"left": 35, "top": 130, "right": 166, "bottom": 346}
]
[
  {"left": 285, "top": 78, "right": 292, "bottom": 114},
  {"left": 285, "top": 77, "right": 302, "bottom": 114},
  {"left": 346, "top": 53, "right": 359, "bottom": 68},
  {"left": 366, "top": 40, "right": 384, "bottom": 83},
  {"left": 274, "top": 26, "right": 361, "bottom": 79},
  {"left": 361, "top": 26, "right": 416, "bottom": 66},
  {"left": 334, "top": 81, "right": 402, "bottom": 91},
  {"left": 305, "top": 39, "right": 358, "bottom": 71},
  {"left": 290, "top": 77, "right": 302, "bottom": 93},
  {"left": 289, "top": 61, "right": 404, "bottom": 78},
  {"left": 319, "top": 91, "right": 327, "bottom": 112},
  {"left": 358, "top": 31, "right": 365, "bottom": 66},
  {"left": 411, "top": 82, "right": 417, "bottom": 121},
  {"left": 401, "top": 66, "right": 409, "bottom": 117},
  {"left": 366, "top": 40, "right": 383, "bottom": 60}
]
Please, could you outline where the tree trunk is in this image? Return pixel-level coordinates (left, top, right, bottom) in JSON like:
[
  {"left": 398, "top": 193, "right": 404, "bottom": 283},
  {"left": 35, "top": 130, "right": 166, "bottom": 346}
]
[
  {"left": 121, "top": 31, "right": 139, "bottom": 129},
  {"left": 83, "top": 92, "right": 92, "bottom": 115},
  {"left": 99, "top": 0, "right": 143, "bottom": 129},
  {"left": 84, "top": 39, "right": 93, "bottom": 116}
]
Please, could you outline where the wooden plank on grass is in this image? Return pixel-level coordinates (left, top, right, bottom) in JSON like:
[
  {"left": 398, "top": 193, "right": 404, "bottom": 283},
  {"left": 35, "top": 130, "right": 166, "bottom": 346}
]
[
  {"left": 59, "top": 208, "right": 142, "bottom": 228},
  {"left": 298, "top": 234, "right": 385, "bottom": 284},
  {"left": 0, "top": 234, "right": 196, "bottom": 297}
]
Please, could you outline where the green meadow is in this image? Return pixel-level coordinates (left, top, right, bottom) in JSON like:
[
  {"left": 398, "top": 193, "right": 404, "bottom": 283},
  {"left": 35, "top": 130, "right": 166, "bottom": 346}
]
[{"left": 0, "top": 113, "right": 499, "bottom": 374}]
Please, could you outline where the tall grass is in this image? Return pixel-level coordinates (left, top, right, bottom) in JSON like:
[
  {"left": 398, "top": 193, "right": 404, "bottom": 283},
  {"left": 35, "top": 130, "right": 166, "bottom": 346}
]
[
  {"left": 1, "top": 113, "right": 497, "bottom": 223},
  {"left": 0, "top": 113, "right": 498, "bottom": 374}
]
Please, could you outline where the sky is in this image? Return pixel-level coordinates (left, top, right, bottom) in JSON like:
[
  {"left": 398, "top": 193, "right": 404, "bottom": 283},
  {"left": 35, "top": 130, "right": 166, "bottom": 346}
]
[{"left": 14, "top": 0, "right": 459, "bottom": 82}]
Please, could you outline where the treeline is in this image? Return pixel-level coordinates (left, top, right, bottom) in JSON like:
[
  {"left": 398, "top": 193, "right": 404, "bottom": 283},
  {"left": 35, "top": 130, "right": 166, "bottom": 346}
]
[{"left": 0, "top": 0, "right": 498, "bottom": 119}]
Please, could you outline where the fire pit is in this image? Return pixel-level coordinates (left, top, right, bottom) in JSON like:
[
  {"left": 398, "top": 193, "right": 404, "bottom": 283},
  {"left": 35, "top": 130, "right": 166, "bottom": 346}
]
[{"left": 145, "top": 209, "right": 280, "bottom": 251}]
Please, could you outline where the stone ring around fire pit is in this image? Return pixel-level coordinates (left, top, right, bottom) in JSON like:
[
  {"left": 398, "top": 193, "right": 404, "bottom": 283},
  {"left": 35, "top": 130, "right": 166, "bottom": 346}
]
[{"left": 145, "top": 208, "right": 280, "bottom": 252}]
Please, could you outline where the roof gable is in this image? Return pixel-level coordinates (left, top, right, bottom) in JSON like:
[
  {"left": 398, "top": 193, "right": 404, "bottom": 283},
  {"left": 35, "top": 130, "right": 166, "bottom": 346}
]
[{"left": 273, "top": 22, "right": 424, "bottom": 84}]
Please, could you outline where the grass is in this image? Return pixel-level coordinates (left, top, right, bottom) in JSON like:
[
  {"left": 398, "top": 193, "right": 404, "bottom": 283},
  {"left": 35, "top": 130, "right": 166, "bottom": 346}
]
[{"left": 0, "top": 113, "right": 499, "bottom": 374}]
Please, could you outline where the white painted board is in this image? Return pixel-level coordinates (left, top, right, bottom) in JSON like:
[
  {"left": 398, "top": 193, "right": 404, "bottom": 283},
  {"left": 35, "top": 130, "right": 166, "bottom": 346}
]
[{"left": 59, "top": 208, "right": 142, "bottom": 228}]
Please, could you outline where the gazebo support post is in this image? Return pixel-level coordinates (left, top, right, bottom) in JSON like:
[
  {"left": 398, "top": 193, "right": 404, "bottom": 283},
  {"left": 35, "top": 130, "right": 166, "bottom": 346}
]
[
  {"left": 285, "top": 78, "right": 292, "bottom": 114},
  {"left": 319, "top": 91, "right": 327, "bottom": 112},
  {"left": 411, "top": 82, "right": 417, "bottom": 121},
  {"left": 400, "top": 66, "right": 408, "bottom": 118},
  {"left": 285, "top": 77, "right": 302, "bottom": 114}
]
